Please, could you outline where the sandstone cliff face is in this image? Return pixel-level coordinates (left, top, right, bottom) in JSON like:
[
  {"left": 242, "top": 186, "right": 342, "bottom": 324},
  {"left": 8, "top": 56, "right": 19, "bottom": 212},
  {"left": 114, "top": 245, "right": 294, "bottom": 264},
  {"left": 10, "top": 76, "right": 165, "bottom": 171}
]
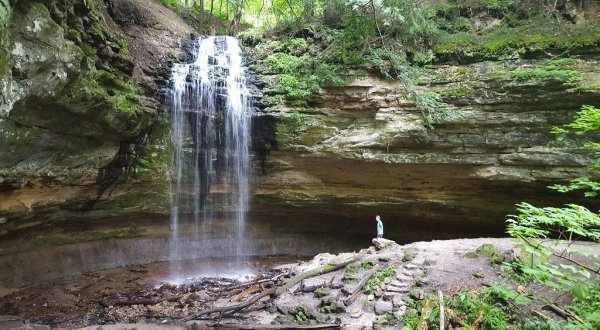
[
  {"left": 0, "top": 0, "right": 192, "bottom": 230},
  {"left": 252, "top": 56, "right": 600, "bottom": 240}
]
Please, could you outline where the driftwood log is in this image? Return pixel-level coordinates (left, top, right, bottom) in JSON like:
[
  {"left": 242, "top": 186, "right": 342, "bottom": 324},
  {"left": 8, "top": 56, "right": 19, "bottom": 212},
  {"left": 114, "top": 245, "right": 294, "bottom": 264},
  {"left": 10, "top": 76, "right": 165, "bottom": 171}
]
[
  {"left": 343, "top": 264, "right": 380, "bottom": 306},
  {"left": 183, "top": 255, "right": 362, "bottom": 321}
]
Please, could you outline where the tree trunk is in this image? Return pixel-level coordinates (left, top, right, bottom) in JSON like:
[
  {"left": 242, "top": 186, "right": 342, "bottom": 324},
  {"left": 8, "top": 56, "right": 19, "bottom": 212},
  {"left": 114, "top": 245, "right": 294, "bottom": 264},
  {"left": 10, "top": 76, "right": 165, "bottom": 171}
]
[
  {"left": 228, "top": 0, "right": 243, "bottom": 35},
  {"left": 199, "top": 0, "right": 204, "bottom": 30}
]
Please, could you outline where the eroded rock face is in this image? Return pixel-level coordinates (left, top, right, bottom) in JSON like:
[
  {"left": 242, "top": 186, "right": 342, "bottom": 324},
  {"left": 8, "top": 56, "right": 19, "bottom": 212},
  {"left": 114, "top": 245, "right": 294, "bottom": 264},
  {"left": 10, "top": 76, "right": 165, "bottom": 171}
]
[
  {"left": 0, "top": 0, "right": 192, "bottom": 230},
  {"left": 251, "top": 56, "right": 600, "bottom": 240}
]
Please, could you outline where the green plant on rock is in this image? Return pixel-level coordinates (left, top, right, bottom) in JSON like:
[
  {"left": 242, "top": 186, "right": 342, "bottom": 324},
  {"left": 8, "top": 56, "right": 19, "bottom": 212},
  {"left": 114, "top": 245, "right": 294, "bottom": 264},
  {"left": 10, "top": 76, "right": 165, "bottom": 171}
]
[
  {"left": 368, "top": 48, "right": 461, "bottom": 128},
  {"left": 510, "top": 68, "right": 582, "bottom": 85},
  {"left": 364, "top": 266, "right": 396, "bottom": 295}
]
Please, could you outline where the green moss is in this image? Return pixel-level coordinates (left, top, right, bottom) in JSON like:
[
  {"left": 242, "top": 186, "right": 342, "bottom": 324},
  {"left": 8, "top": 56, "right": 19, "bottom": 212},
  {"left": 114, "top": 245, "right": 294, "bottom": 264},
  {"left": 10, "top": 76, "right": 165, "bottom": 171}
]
[
  {"left": 510, "top": 69, "right": 582, "bottom": 84},
  {"left": 544, "top": 58, "right": 578, "bottom": 68},
  {"left": 573, "top": 83, "right": 600, "bottom": 93},
  {"left": 0, "top": 48, "right": 8, "bottom": 76},
  {"left": 475, "top": 244, "right": 497, "bottom": 257},
  {"left": 441, "top": 86, "right": 470, "bottom": 98},
  {"left": 89, "top": 21, "right": 106, "bottom": 41},
  {"left": 403, "top": 247, "right": 418, "bottom": 262},
  {"left": 276, "top": 112, "right": 336, "bottom": 149},
  {"left": 435, "top": 16, "right": 600, "bottom": 60},
  {"left": 250, "top": 37, "right": 346, "bottom": 103},
  {"left": 364, "top": 266, "right": 397, "bottom": 295}
]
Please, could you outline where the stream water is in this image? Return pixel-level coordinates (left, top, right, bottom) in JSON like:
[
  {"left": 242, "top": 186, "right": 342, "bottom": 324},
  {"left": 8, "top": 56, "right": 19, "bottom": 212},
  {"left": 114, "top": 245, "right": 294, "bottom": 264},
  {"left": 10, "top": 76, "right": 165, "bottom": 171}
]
[{"left": 168, "top": 36, "right": 252, "bottom": 281}]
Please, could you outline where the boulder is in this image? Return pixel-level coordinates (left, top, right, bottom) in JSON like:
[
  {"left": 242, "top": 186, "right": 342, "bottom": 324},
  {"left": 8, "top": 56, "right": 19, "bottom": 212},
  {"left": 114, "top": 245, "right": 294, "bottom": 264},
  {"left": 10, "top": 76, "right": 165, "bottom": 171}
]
[
  {"left": 372, "top": 238, "right": 397, "bottom": 250},
  {"left": 374, "top": 300, "right": 393, "bottom": 315}
]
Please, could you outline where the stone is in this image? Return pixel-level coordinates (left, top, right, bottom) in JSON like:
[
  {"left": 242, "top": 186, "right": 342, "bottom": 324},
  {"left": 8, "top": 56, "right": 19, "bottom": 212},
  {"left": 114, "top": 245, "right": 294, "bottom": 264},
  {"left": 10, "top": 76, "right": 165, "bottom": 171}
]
[
  {"left": 396, "top": 274, "right": 412, "bottom": 282},
  {"left": 404, "top": 263, "right": 419, "bottom": 270},
  {"left": 389, "top": 280, "right": 404, "bottom": 287},
  {"left": 386, "top": 285, "right": 410, "bottom": 293},
  {"left": 475, "top": 244, "right": 497, "bottom": 257},
  {"left": 392, "top": 296, "right": 406, "bottom": 307},
  {"left": 402, "top": 248, "right": 418, "bottom": 262},
  {"left": 349, "top": 306, "right": 362, "bottom": 318},
  {"left": 374, "top": 300, "right": 393, "bottom": 315},
  {"left": 374, "top": 288, "right": 384, "bottom": 298},
  {"left": 341, "top": 325, "right": 366, "bottom": 330},
  {"left": 367, "top": 294, "right": 375, "bottom": 301},
  {"left": 334, "top": 301, "right": 347, "bottom": 313},
  {"left": 394, "top": 305, "right": 407, "bottom": 319},
  {"left": 409, "top": 288, "right": 425, "bottom": 300},
  {"left": 314, "top": 287, "right": 331, "bottom": 297},
  {"left": 383, "top": 292, "right": 397, "bottom": 301},
  {"left": 372, "top": 238, "right": 397, "bottom": 250},
  {"left": 415, "top": 278, "right": 428, "bottom": 287},
  {"left": 276, "top": 304, "right": 289, "bottom": 315}
]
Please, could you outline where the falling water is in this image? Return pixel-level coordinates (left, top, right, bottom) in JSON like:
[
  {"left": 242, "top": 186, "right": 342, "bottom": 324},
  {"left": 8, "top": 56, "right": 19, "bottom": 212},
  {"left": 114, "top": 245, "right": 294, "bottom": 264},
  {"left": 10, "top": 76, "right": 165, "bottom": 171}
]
[{"left": 168, "top": 36, "right": 251, "bottom": 280}]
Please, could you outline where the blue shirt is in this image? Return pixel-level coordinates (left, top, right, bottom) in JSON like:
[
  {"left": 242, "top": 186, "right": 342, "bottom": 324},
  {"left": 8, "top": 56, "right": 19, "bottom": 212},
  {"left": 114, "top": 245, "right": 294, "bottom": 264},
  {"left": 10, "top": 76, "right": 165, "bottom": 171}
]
[{"left": 377, "top": 219, "right": 383, "bottom": 235}]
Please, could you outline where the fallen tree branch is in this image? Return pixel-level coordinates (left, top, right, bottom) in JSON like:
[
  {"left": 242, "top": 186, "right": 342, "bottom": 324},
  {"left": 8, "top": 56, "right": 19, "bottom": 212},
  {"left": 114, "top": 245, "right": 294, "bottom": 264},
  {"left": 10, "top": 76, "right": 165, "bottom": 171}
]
[
  {"left": 99, "top": 295, "right": 184, "bottom": 307},
  {"left": 295, "top": 282, "right": 343, "bottom": 293},
  {"left": 183, "top": 255, "right": 362, "bottom": 321},
  {"left": 277, "top": 255, "right": 362, "bottom": 295},
  {"left": 343, "top": 264, "right": 380, "bottom": 306},
  {"left": 182, "top": 287, "right": 277, "bottom": 321},
  {"left": 543, "top": 303, "right": 584, "bottom": 324},
  {"left": 220, "top": 273, "right": 289, "bottom": 293}
]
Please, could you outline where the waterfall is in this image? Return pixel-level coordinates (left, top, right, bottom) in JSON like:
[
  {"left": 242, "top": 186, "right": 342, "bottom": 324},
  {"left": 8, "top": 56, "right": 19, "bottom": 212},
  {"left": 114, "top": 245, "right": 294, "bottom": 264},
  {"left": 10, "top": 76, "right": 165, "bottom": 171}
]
[{"left": 168, "top": 36, "right": 251, "bottom": 280}]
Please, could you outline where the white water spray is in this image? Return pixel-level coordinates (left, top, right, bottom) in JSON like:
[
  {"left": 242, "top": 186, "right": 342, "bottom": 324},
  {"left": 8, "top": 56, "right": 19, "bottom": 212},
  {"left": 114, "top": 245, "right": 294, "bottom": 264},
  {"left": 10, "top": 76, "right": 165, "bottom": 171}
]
[{"left": 168, "top": 36, "right": 251, "bottom": 280}]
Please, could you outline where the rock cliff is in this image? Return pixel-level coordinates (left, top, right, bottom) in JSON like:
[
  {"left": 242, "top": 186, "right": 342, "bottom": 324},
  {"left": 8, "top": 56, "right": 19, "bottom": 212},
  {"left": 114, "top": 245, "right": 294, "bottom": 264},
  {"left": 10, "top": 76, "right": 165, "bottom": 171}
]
[
  {"left": 0, "top": 0, "right": 192, "bottom": 230},
  {"left": 251, "top": 56, "right": 600, "bottom": 241}
]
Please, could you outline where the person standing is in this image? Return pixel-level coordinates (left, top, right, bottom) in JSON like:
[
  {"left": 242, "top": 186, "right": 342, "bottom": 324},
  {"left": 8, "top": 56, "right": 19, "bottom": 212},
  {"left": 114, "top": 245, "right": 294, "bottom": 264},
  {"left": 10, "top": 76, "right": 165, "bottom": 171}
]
[{"left": 376, "top": 215, "right": 383, "bottom": 238}]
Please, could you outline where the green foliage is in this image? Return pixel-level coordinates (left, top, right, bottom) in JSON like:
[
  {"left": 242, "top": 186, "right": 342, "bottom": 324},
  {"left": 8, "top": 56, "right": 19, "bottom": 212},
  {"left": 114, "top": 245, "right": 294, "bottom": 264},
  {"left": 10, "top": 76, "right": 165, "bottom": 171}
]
[
  {"left": 507, "top": 202, "right": 600, "bottom": 242},
  {"left": 523, "top": 319, "right": 562, "bottom": 330},
  {"left": 506, "top": 202, "right": 600, "bottom": 290},
  {"left": 549, "top": 177, "right": 600, "bottom": 198},
  {"left": 403, "top": 286, "right": 530, "bottom": 330},
  {"left": 568, "top": 283, "right": 600, "bottom": 330},
  {"left": 544, "top": 58, "right": 578, "bottom": 68},
  {"left": 364, "top": 266, "right": 396, "bottom": 295},
  {"left": 159, "top": 0, "right": 181, "bottom": 6},
  {"left": 550, "top": 105, "right": 600, "bottom": 197},
  {"left": 251, "top": 37, "right": 346, "bottom": 102},
  {"left": 564, "top": 105, "right": 600, "bottom": 134},
  {"left": 361, "top": 261, "right": 374, "bottom": 270}
]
